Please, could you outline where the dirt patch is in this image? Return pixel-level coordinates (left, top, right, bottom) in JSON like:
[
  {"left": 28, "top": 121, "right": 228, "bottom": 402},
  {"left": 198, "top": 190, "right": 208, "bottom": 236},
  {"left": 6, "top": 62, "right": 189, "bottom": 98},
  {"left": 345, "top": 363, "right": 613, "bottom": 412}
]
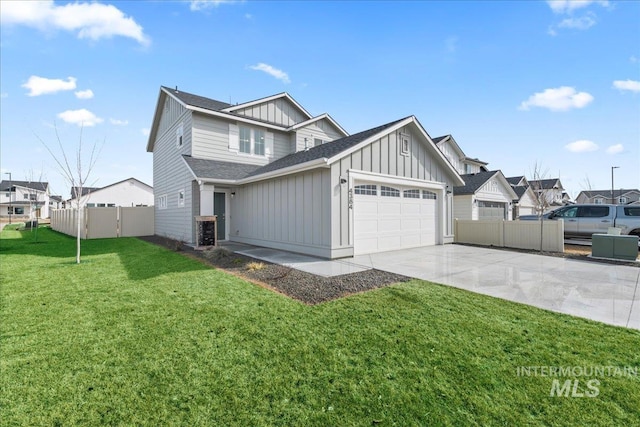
[{"left": 137, "top": 236, "right": 411, "bottom": 304}]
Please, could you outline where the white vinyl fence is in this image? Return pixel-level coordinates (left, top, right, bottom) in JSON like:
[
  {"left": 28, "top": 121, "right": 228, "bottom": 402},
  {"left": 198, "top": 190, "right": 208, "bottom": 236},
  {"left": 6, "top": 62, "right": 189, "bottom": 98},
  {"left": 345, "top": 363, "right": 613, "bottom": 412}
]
[
  {"left": 454, "top": 219, "right": 564, "bottom": 253},
  {"left": 51, "top": 207, "right": 154, "bottom": 239}
]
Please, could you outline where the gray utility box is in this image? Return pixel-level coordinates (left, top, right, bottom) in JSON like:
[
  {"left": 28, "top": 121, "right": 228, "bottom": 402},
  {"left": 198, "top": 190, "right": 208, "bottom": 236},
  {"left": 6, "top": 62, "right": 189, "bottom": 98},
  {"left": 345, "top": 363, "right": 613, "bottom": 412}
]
[{"left": 591, "top": 234, "right": 639, "bottom": 261}]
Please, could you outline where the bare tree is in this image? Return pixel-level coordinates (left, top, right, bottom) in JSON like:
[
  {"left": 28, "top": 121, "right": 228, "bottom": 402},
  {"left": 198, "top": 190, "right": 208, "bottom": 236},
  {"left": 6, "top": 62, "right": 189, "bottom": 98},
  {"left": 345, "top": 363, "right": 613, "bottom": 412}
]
[
  {"left": 36, "top": 125, "right": 103, "bottom": 263},
  {"left": 529, "top": 161, "right": 552, "bottom": 252},
  {"left": 24, "top": 167, "right": 46, "bottom": 242}
]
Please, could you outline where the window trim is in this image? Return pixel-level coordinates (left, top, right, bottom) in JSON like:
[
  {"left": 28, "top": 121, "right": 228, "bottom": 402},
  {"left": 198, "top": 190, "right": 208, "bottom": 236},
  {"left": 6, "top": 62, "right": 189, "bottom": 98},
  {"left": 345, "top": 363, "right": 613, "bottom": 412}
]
[
  {"left": 403, "top": 189, "right": 420, "bottom": 199},
  {"left": 176, "top": 123, "right": 184, "bottom": 148},
  {"left": 422, "top": 190, "right": 437, "bottom": 200},
  {"left": 354, "top": 184, "right": 377, "bottom": 196},
  {"left": 158, "top": 194, "right": 168, "bottom": 210},
  {"left": 399, "top": 132, "right": 410, "bottom": 156},
  {"left": 178, "top": 189, "right": 185, "bottom": 208}
]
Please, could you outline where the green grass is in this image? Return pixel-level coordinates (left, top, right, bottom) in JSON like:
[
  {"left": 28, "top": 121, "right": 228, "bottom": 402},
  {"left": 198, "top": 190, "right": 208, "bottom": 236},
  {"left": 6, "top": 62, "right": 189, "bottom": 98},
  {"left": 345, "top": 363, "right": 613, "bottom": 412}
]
[{"left": 1, "top": 227, "right": 639, "bottom": 426}]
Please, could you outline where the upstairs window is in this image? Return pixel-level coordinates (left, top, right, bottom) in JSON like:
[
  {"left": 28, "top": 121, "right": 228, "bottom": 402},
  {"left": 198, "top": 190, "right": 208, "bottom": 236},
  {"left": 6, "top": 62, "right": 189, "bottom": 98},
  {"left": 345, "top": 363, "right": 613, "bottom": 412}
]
[
  {"left": 176, "top": 123, "right": 184, "bottom": 147},
  {"left": 239, "top": 126, "right": 251, "bottom": 154},
  {"left": 399, "top": 132, "right": 410, "bottom": 156},
  {"left": 314, "top": 138, "right": 325, "bottom": 147},
  {"left": 158, "top": 195, "right": 168, "bottom": 210},
  {"left": 619, "top": 196, "right": 628, "bottom": 204},
  {"left": 254, "top": 129, "right": 265, "bottom": 156},
  {"left": 178, "top": 190, "right": 185, "bottom": 207}
]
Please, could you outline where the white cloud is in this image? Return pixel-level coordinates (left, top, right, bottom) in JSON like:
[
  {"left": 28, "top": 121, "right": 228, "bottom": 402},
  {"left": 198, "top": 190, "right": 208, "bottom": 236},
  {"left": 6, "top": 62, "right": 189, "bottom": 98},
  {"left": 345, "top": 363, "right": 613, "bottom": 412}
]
[
  {"left": 110, "top": 118, "right": 128, "bottom": 126},
  {"left": 519, "top": 86, "right": 594, "bottom": 112},
  {"left": 249, "top": 63, "right": 290, "bottom": 84},
  {"left": 606, "top": 144, "right": 624, "bottom": 154},
  {"left": 613, "top": 79, "right": 640, "bottom": 93},
  {"left": 0, "top": 0, "right": 150, "bottom": 46},
  {"left": 141, "top": 128, "right": 150, "bottom": 136},
  {"left": 547, "top": 0, "right": 609, "bottom": 14},
  {"left": 75, "top": 89, "right": 94, "bottom": 99},
  {"left": 22, "top": 75, "right": 76, "bottom": 96},
  {"left": 190, "top": 1, "right": 239, "bottom": 11},
  {"left": 565, "top": 140, "right": 598, "bottom": 153},
  {"left": 57, "top": 108, "right": 103, "bottom": 126},
  {"left": 557, "top": 14, "right": 596, "bottom": 30}
]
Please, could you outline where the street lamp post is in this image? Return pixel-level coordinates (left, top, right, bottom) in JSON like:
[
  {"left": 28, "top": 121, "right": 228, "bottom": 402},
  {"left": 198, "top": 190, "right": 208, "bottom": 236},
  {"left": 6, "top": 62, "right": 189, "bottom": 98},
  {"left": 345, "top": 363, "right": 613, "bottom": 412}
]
[
  {"left": 611, "top": 166, "right": 620, "bottom": 204},
  {"left": 4, "top": 172, "right": 12, "bottom": 224}
]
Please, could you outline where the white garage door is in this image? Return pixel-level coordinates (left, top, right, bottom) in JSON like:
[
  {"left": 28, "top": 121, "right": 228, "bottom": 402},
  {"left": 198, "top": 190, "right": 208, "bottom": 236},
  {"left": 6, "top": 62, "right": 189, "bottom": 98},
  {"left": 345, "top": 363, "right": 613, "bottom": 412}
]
[
  {"left": 354, "top": 183, "right": 438, "bottom": 255},
  {"left": 478, "top": 201, "right": 506, "bottom": 220}
]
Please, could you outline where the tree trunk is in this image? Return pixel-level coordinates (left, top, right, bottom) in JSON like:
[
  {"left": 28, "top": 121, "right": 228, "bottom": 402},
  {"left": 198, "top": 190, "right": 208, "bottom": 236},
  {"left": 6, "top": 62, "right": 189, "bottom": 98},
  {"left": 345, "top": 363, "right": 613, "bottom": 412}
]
[{"left": 76, "top": 207, "right": 81, "bottom": 264}]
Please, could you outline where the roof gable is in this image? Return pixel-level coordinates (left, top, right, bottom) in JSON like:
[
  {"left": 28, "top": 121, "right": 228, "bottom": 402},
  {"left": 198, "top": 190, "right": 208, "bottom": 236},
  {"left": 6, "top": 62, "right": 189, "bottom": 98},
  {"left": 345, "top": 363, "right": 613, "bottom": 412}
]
[
  {"left": 455, "top": 170, "right": 518, "bottom": 199},
  {"left": 529, "top": 178, "right": 563, "bottom": 190},
  {"left": 287, "top": 113, "right": 349, "bottom": 137},
  {"left": 222, "top": 92, "right": 312, "bottom": 121},
  {"left": 0, "top": 180, "right": 49, "bottom": 192}
]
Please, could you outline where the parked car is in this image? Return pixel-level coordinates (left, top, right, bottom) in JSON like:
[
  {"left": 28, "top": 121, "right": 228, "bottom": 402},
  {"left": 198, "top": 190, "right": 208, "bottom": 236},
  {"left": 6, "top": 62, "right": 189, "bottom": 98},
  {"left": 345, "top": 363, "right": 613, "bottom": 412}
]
[{"left": 519, "top": 204, "right": 640, "bottom": 239}]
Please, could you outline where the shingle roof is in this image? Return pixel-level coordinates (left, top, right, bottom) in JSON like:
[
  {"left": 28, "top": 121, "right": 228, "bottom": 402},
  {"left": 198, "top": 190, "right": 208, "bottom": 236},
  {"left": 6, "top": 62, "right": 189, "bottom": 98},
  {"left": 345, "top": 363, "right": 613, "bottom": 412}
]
[
  {"left": 71, "top": 187, "right": 99, "bottom": 198},
  {"left": 506, "top": 176, "right": 525, "bottom": 185},
  {"left": 245, "top": 117, "right": 408, "bottom": 178},
  {"left": 529, "top": 178, "right": 560, "bottom": 190},
  {"left": 454, "top": 171, "right": 500, "bottom": 195},
  {"left": 0, "top": 180, "right": 48, "bottom": 191},
  {"left": 580, "top": 189, "right": 639, "bottom": 198},
  {"left": 512, "top": 185, "right": 529, "bottom": 199},
  {"left": 182, "top": 156, "right": 262, "bottom": 180},
  {"left": 162, "top": 86, "right": 232, "bottom": 112},
  {"left": 432, "top": 135, "right": 449, "bottom": 144}
]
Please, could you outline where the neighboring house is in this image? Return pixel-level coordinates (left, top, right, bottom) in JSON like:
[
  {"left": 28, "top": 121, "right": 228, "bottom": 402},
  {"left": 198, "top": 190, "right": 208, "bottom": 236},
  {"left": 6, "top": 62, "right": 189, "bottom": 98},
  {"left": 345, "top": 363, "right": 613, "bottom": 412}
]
[
  {"left": 66, "top": 178, "right": 154, "bottom": 208},
  {"left": 505, "top": 176, "right": 537, "bottom": 218},
  {"left": 433, "top": 135, "right": 488, "bottom": 175},
  {"left": 528, "top": 178, "right": 568, "bottom": 212},
  {"left": 575, "top": 189, "right": 640, "bottom": 205},
  {"left": 453, "top": 170, "right": 518, "bottom": 220},
  {"left": 146, "top": 86, "right": 464, "bottom": 258},
  {"left": 0, "top": 180, "right": 50, "bottom": 219},
  {"left": 49, "top": 195, "right": 64, "bottom": 210}
]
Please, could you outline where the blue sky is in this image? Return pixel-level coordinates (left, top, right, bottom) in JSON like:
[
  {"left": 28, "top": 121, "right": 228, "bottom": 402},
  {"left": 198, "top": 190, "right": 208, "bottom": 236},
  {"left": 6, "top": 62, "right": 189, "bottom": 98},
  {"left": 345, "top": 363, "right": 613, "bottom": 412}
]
[{"left": 1, "top": 0, "right": 638, "bottom": 199}]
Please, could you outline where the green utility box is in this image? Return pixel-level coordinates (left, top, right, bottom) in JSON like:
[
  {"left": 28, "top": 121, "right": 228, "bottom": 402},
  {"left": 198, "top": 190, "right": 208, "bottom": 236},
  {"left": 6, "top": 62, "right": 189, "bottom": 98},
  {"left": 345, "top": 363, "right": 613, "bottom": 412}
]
[{"left": 592, "top": 234, "right": 639, "bottom": 261}]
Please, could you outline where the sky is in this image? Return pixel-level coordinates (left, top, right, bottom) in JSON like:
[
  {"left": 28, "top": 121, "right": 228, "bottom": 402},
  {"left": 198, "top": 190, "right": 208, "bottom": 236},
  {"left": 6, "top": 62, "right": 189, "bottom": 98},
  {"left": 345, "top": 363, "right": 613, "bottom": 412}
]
[{"left": 1, "top": 0, "right": 638, "bottom": 199}]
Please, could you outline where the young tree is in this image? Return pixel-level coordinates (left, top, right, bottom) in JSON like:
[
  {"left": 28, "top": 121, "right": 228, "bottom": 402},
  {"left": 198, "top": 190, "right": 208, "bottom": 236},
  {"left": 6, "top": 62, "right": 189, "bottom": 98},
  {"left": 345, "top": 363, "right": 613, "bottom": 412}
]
[
  {"left": 36, "top": 125, "right": 103, "bottom": 263},
  {"left": 24, "top": 167, "right": 46, "bottom": 242},
  {"left": 529, "top": 161, "right": 552, "bottom": 252}
]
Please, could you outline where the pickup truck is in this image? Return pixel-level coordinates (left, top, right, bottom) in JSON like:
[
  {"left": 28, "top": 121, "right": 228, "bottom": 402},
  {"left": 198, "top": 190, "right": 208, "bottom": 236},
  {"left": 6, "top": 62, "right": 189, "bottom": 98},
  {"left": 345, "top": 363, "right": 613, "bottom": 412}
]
[{"left": 519, "top": 204, "right": 640, "bottom": 238}]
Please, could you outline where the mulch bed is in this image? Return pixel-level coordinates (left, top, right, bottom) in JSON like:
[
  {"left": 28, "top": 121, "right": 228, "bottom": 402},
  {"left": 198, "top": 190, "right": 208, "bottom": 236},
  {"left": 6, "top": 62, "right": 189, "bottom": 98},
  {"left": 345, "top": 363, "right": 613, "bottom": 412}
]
[{"left": 137, "top": 236, "right": 411, "bottom": 304}]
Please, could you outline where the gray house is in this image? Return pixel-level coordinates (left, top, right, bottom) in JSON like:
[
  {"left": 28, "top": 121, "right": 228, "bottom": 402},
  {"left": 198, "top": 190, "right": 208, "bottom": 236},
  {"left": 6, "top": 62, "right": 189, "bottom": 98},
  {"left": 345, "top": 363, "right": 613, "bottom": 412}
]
[
  {"left": 575, "top": 189, "right": 640, "bottom": 205},
  {"left": 146, "top": 86, "right": 463, "bottom": 258}
]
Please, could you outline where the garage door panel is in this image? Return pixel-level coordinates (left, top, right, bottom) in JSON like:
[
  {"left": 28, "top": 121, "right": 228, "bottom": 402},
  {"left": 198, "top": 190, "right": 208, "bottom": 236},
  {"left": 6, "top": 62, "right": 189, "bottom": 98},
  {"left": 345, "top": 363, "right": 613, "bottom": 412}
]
[{"left": 354, "top": 182, "right": 439, "bottom": 255}]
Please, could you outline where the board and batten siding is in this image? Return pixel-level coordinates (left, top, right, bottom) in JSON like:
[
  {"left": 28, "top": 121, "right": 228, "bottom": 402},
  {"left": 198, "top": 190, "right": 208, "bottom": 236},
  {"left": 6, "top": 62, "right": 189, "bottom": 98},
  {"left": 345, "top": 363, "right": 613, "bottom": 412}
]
[
  {"left": 330, "top": 125, "right": 459, "bottom": 252},
  {"left": 230, "top": 169, "right": 332, "bottom": 257},
  {"left": 294, "top": 119, "right": 344, "bottom": 152},
  {"left": 453, "top": 194, "right": 473, "bottom": 221},
  {"left": 191, "top": 113, "right": 291, "bottom": 165},
  {"left": 153, "top": 107, "right": 196, "bottom": 244},
  {"left": 157, "top": 94, "right": 186, "bottom": 140},
  {"left": 232, "top": 98, "right": 306, "bottom": 127},
  {"left": 476, "top": 179, "right": 514, "bottom": 220}
]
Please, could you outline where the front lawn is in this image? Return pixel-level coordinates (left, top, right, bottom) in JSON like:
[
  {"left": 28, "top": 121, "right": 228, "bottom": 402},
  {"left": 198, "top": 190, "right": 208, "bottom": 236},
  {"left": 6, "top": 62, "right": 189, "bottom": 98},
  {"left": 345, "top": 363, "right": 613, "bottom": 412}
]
[{"left": 1, "top": 227, "right": 638, "bottom": 425}]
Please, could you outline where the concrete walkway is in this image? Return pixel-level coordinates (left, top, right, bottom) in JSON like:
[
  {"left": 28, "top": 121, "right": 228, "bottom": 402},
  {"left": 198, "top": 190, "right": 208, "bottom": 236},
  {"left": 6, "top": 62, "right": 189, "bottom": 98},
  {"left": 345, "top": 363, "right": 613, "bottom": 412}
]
[
  {"left": 350, "top": 245, "right": 640, "bottom": 330},
  {"left": 228, "top": 241, "right": 639, "bottom": 330}
]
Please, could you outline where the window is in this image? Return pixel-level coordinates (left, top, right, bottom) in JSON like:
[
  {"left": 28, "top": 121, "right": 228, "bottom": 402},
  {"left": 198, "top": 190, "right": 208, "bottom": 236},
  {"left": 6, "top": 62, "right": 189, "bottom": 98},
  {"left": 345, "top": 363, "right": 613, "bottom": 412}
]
[
  {"left": 176, "top": 123, "right": 184, "bottom": 147},
  {"left": 403, "top": 189, "right": 420, "bottom": 199},
  {"left": 254, "top": 129, "right": 265, "bottom": 156},
  {"left": 24, "top": 194, "right": 29, "bottom": 200},
  {"left": 578, "top": 206, "right": 609, "bottom": 218},
  {"left": 623, "top": 207, "right": 640, "bottom": 217},
  {"left": 555, "top": 206, "right": 578, "bottom": 218},
  {"left": 422, "top": 190, "right": 437, "bottom": 200},
  {"left": 314, "top": 138, "right": 325, "bottom": 147},
  {"left": 381, "top": 186, "right": 400, "bottom": 197},
  {"left": 5, "top": 193, "right": 9, "bottom": 198},
  {"left": 158, "top": 194, "right": 168, "bottom": 210},
  {"left": 594, "top": 198, "right": 603, "bottom": 204},
  {"left": 107, "top": 204, "right": 115, "bottom": 207},
  {"left": 354, "top": 184, "right": 377, "bottom": 195},
  {"left": 619, "top": 196, "right": 628, "bottom": 204},
  {"left": 239, "top": 126, "right": 251, "bottom": 154},
  {"left": 29, "top": 194, "right": 37, "bottom": 201},
  {"left": 86, "top": 203, "right": 96, "bottom": 207},
  {"left": 8, "top": 207, "right": 24, "bottom": 215},
  {"left": 97, "top": 203, "right": 106, "bottom": 208},
  {"left": 178, "top": 190, "right": 185, "bottom": 207},
  {"left": 399, "top": 133, "right": 410, "bottom": 156},
  {"left": 464, "top": 164, "right": 472, "bottom": 174}
]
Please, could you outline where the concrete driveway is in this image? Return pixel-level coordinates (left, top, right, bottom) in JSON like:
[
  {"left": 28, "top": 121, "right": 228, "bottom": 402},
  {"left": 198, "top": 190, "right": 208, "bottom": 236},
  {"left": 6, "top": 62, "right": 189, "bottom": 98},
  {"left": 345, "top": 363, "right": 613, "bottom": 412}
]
[{"left": 351, "top": 245, "right": 640, "bottom": 330}]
